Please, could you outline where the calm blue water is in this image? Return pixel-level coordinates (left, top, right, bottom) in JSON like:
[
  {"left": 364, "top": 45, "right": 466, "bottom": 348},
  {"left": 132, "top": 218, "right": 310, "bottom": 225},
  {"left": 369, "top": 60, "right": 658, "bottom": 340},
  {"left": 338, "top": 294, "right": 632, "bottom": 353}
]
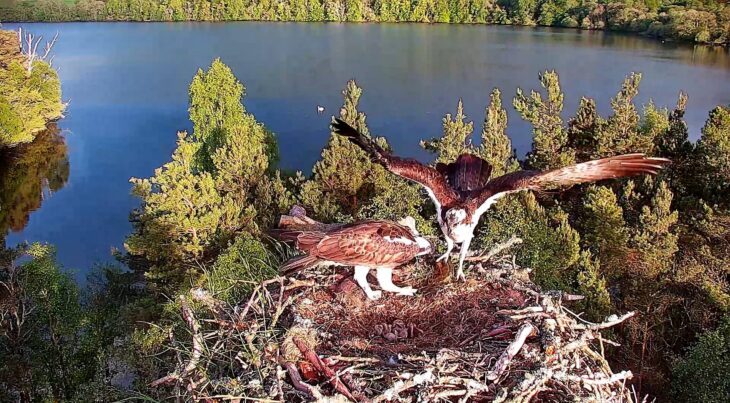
[{"left": 3, "top": 22, "right": 729, "bottom": 280}]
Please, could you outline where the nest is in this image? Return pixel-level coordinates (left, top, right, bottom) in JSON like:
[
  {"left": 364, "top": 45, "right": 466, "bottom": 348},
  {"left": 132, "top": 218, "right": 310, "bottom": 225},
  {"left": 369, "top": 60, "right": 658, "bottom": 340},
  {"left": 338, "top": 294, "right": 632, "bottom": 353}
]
[{"left": 151, "top": 254, "right": 638, "bottom": 402}]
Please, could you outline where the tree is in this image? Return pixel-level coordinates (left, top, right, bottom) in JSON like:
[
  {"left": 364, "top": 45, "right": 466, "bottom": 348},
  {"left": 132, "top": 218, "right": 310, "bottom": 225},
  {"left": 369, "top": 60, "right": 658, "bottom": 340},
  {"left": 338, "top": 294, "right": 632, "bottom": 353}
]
[
  {"left": 694, "top": 106, "right": 730, "bottom": 207},
  {"left": 421, "top": 99, "right": 474, "bottom": 164},
  {"left": 580, "top": 185, "right": 628, "bottom": 279},
  {"left": 576, "top": 250, "right": 612, "bottom": 320},
  {"left": 633, "top": 180, "right": 678, "bottom": 277},
  {"left": 0, "top": 31, "right": 64, "bottom": 148},
  {"left": 298, "top": 80, "right": 432, "bottom": 233},
  {"left": 126, "top": 60, "right": 287, "bottom": 290},
  {"left": 672, "top": 316, "right": 730, "bottom": 403},
  {"left": 478, "top": 88, "right": 518, "bottom": 176},
  {"left": 515, "top": 70, "right": 575, "bottom": 170},
  {"left": 592, "top": 73, "right": 654, "bottom": 158}
]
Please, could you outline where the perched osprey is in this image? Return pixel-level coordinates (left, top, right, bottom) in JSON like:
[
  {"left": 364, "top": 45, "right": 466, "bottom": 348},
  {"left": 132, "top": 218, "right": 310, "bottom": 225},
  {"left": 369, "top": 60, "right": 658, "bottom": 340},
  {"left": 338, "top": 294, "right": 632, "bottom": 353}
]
[
  {"left": 331, "top": 118, "right": 671, "bottom": 280},
  {"left": 274, "top": 218, "right": 432, "bottom": 300}
]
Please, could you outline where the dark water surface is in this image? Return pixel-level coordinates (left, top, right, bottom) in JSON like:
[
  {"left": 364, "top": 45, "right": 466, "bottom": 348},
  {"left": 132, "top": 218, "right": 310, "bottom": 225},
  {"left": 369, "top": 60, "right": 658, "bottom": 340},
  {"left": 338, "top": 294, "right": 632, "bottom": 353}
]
[{"left": 3, "top": 22, "right": 729, "bottom": 279}]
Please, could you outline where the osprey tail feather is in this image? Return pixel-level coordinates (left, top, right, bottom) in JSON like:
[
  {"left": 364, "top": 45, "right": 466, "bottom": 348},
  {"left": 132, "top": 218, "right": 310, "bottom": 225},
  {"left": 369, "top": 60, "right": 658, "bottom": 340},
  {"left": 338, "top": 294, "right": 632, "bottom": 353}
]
[{"left": 279, "top": 254, "right": 322, "bottom": 275}]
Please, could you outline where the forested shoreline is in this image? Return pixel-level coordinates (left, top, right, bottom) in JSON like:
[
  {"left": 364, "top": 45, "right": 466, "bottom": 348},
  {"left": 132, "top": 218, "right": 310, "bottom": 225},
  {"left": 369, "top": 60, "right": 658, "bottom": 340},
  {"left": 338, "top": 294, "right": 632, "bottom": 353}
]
[
  {"left": 1, "top": 51, "right": 729, "bottom": 401},
  {"left": 1, "top": 0, "right": 729, "bottom": 46}
]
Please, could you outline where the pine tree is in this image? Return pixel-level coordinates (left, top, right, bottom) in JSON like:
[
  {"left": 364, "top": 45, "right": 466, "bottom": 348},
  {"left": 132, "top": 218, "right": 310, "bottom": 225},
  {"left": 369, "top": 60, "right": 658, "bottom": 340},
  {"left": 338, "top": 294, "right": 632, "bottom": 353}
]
[
  {"left": 593, "top": 73, "right": 655, "bottom": 157},
  {"left": 576, "top": 250, "right": 612, "bottom": 320},
  {"left": 656, "top": 92, "right": 692, "bottom": 158},
  {"left": 580, "top": 185, "right": 628, "bottom": 279},
  {"left": 421, "top": 99, "right": 474, "bottom": 164},
  {"left": 299, "top": 80, "right": 428, "bottom": 230},
  {"left": 188, "top": 58, "right": 245, "bottom": 142},
  {"left": 634, "top": 181, "right": 679, "bottom": 277},
  {"left": 515, "top": 70, "right": 575, "bottom": 170},
  {"left": 478, "top": 88, "right": 517, "bottom": 176},
  {"left": 568, "top": 96, "right": 601, "bottom": 160},
  {"left": 694, "top": 106, "right": 730, "bottom": 207}
]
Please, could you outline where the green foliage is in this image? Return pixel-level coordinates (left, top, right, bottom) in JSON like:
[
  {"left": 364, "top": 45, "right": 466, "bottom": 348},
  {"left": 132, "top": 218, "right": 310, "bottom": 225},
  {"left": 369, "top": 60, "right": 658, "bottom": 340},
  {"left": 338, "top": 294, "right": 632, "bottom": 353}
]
[
  {"left": 0, "top": 30, "right": 64, "bottom": 148},
  {"left": 580, "top": 185, "right": 628, "bottom": 279},
  {"left": 126, "top": 59, "right": 289, "bottom": 290},
  {"left": 477, "top": 89, "right": 518, "bottom": 176},
  {"left": 201, "top": 234, "right": 279, "bottom": 304},
  {"left": 476, "top": 193, "right": 581, "bottom": 289},
  {"left": 515, "top": 70, "right": 575, "bottom": 170},
  {"left": 479, "top": 88, "right": 519, "bottom": 177},
  {"left": 421, "top": 99, "right": 474, "bottom": 164},
  {"left": 672, "top": 316, "right": 730, "bottom": 403},
  {"left": 297, "top": 80, "right": 432, "bottom": 234},
  {"left": 0, "top": 244, "right": 134, "bottom": 401},
  {"left": 633, "top": 181, "right": 679, "bottom": 277},
  {"left": 694, "top": 106, "right": 730, "bottom": 207},
  {"left": 3, "top": 0, "right": 728, "bottom": 45},
  {"left": 593, "top": 73, "right": 656, "bottom": 158},
  {"left": 576, "top": 251, "right": 612, "bottom": 320}
]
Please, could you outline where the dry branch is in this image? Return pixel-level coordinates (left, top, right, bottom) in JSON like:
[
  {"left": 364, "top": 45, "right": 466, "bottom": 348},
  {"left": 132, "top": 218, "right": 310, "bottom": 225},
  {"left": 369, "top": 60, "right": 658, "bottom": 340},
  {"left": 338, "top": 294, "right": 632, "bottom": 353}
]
[{"left": 487, "top": 322, "right": 537, "bottom": 381}]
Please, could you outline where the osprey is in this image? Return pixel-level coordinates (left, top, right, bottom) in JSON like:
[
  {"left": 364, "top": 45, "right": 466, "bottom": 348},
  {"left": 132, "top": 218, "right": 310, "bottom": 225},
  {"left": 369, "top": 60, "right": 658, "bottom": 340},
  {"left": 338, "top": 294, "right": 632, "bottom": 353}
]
[
  {"left": 331, "top": 118, "right": 671, "bottom": 280},
  {"left": 274, "top": 218, "right": 432, "bottom": 300}
]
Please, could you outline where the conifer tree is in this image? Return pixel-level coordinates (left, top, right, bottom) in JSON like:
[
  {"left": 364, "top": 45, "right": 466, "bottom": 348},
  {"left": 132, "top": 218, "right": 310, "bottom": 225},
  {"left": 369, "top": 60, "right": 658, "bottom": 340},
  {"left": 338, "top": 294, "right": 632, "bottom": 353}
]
[
  {"left": 188, "top": 58, "right": 245, "bottom": 142},
  {"left": 421, "top": 99, "right": 474, "bottom": 164},
  {"left": 299, "top": 80, "right": 430, "bottom": 232},
  {"left": 593, "top": 73, "right": 656, "bottom": 157},
  {"left": 567, "top": 96, "right": 601, "bottom": 160},
  {"left": 515, "top": 71, "right": 575, "bottom": 170},
  {"left": 633, "top": 181, "right": 678, "bottom": 277},
  {"left": 694, "top": 106, "right": 730, "bottom": 207},
  {"left": 478, "top": 88, "right": 517, "bottom": 176},
  {"left": 576, "top": 250, "right": 612, "bottom": 320},
  {"left": 580, "top": 185, "right": 628, "bottom": 279},
  {"left": 656, "top": 93, "right": 692, "bottom": 159}
]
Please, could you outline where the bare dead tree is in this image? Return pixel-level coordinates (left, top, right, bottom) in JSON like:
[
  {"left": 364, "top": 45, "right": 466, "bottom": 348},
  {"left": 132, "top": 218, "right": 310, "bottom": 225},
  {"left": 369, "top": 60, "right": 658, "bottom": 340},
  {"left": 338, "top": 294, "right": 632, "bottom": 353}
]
[{"left": 16, "top": 28, "right": 59, "bottom": 73}]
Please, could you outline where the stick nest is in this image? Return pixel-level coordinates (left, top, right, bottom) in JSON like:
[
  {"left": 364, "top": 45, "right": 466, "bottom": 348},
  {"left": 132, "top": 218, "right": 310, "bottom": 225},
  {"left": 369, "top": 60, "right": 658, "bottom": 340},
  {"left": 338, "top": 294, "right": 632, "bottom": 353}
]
[{"left": 151, "top": 257, "right": 637, "bottom": 402}]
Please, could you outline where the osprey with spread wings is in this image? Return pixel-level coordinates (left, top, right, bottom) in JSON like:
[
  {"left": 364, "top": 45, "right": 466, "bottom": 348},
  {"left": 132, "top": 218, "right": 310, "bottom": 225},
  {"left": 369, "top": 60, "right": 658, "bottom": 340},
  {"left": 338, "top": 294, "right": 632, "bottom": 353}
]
[{"left": 331, "top": 118, "right": 671, "bottom": 280}]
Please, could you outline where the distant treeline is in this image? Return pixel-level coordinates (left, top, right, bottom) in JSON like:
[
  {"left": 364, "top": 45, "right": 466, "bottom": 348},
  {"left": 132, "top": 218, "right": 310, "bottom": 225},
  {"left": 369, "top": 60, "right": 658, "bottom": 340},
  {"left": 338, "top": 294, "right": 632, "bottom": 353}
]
[{"left": 1, "top": 0, "right": 728, "bottom": 45}]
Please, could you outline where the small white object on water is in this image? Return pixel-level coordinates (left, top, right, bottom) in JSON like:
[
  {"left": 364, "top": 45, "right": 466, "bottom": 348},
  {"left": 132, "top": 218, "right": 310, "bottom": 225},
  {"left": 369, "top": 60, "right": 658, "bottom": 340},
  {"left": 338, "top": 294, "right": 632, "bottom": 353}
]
[{"left": 317, "top": 105, "right": 325, "bottom": 114}]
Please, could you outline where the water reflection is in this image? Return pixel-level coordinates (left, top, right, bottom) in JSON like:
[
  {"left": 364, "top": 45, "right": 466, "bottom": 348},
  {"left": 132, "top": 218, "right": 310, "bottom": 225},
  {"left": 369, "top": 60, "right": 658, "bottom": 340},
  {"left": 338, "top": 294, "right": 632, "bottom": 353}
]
[{"left": 0, "top": 125, "right": 69, "bottom": 245}]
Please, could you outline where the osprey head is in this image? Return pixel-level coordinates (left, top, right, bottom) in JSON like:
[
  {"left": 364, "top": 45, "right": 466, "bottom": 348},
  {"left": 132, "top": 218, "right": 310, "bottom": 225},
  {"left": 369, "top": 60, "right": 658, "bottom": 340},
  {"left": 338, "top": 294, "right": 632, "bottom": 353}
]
[
  {"left": 445, "top": 208, "right": 468, "bottom": 228},
  {"left": 399, "top": 216, "right": 432, "bottom": 255}
]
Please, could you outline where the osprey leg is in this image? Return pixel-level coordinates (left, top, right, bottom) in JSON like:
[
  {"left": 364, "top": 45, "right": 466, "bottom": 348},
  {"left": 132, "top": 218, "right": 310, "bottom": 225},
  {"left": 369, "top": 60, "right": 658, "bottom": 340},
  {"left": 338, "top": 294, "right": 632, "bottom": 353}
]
[
  {"left": 456, "top": 236, "right": 472, "bottom": 281},
  {"left": 437, "top": 236, "right": 455, "bottom": 262},
  {"left": 375, "top": 267, "right": 417, "bottom": 296},
  {"left": 353, "top": 266, "right": 381, "bottom": 300}
]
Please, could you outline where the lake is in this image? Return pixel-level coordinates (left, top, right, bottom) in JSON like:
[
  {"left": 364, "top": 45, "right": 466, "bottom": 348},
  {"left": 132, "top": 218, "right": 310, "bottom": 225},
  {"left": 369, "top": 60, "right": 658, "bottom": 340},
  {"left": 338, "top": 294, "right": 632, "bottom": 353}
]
[{"left": 2, "top": 22, "right": 729, "bottom": 280}]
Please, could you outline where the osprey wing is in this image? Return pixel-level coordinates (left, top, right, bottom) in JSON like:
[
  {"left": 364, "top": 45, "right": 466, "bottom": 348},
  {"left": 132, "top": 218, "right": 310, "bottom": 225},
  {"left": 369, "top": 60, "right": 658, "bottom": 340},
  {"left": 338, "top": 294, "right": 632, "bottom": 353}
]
[
  {"left": 469, "top": 153, "right": 671, "bottom": 216},
  {"left": 331, "top": 118, "right": 460, "bottom": 209},
  {"left": 312, "top": 221, "right": 421, "bottom": 267}
]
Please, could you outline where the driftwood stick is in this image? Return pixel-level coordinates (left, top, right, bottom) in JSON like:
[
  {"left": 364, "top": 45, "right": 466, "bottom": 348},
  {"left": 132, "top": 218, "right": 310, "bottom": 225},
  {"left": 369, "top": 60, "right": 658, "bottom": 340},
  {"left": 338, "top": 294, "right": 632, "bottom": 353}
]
[
  {"left": 572, "top": 312, "right": 636, "bottom": 331},
  {"left": 487, "top": 322, "right": 536, "bottom": 381},
  {"left": 466, "top": 236, "right": 523, "bottom": 262},
  {"left": 372, "top": 370, "right": 434, "bottom": 403},
  {"left": 554, "top": 370, "right": 633, "bottom": 386}
]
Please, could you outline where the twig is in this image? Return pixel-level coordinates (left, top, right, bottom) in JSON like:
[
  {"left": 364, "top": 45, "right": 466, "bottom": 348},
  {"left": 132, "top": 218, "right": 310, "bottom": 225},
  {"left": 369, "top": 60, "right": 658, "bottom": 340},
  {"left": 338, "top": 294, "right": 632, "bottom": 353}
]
[
  {"left": 150, "top": 296, "right": 204, "bottom": 387},
  {"left": 466, "top": 236, "right": 523, "bottom": 262},
  {"left": 486, "top": 322, "right": 536, "bottom": 381},
  {"left": 554, "top": 370, "right": 633, "bottom": 386},
  {"left": 572, "top": 312, "right": 636, "bottom": 331}
]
